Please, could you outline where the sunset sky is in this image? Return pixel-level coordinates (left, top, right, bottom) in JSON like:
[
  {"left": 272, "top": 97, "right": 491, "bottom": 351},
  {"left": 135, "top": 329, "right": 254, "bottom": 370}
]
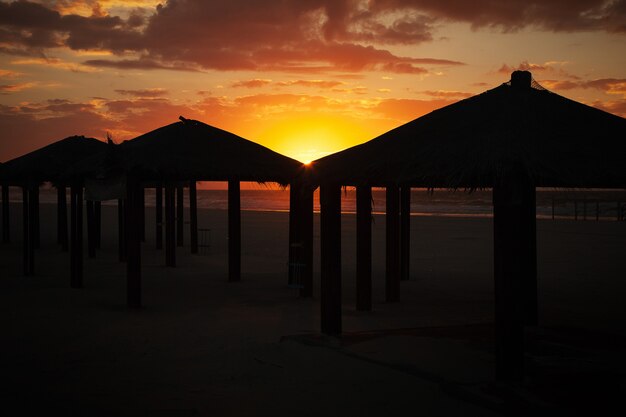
[{"left": 1, "top": 0, "right": 625, "bottom": 164}]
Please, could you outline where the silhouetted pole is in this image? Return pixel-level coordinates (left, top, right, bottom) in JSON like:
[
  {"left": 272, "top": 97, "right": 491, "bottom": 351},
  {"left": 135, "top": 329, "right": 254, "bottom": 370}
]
[
  {"left": 126, "top": 176, "right": 141, "bottom": 308},
  {"left": 320, "top": 183, "right": 342, "bottom": 335},
  {"left": 189, "top": 181, "right": 198, "bottom": 254},
  {"left": 32, "top": 184, "right": 40, "bottom": 249},
  {"left": 70, "top": 184, "right": 83, "bottom": 288},
  {"left": 94, "top": 201, "right": 101, "bottom": 249},
  {"left": 138, "top": 185, "right": 145, "bottom": 242},
  {"left": 493, "top": 179, "right": 526, "bottom": 381},
  {"left": 300, "top": 186, "right": 314, "bottom": 298},
  {"left": 117, "top": 199, "right": 126, "bottom": 262},
  {"left": 400, "top": 186, "right": 411, "bottom": 281},
  {"left": 57, "top": 185, "right": 67, "bottom": 250},
  {"left": 2, "top": 183, "right": 9, "bottom": 243},
  {"left": 177, "top": 185, "right": 184, "bottom": 247},
  {"left": 155, "top": 185, "right": 163, "bottom": 250},
  {"left": 524, "top": 185, "right": 538, "bottom": 326},
  {"left": 22, "top": 186, "right": 33, "bottom": 276},
  {"left": 228, "top": 180, "right": 241, "bottom": 282},
  {"left": 356, "top": 185, "right": 372, "bottom": 311},
  {"left": 288, "top": 181, "right": 301, "bottom": 287},
  {"left": 86, "top": 200, "right": 96, "bottom": 258},
  {"left": 386, "top": 185, "right": 400, "bottom": 302},
  {"left": 165, "top": 183, "right": 176, "bottom": 267}
]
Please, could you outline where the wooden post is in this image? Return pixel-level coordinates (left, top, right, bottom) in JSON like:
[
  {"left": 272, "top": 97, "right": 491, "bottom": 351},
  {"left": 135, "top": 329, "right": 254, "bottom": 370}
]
[
  {"left": 524, "top": 185, "right": 538, "bottom": 326},
  {"left": 386, "top": 185, "right": 400, "bottom": 302},
  {"left": 126, "top": 176, "right": 141, "bottom": 308},
  {"left": 2, "top": 183, "right": 9, "bottom": 243},
  {"left": 138, "top": 185, "right": 145, "bottom": 242},
  {"left": 165, "top": 183, "right": 176, "bottom": 267},
  {"left": 320, "top": 183, "right": 342, "bottom": 335},
  {"left": 28, "top": 186, "right": 36, "bottom": 273},
  {"left": 300, "top": 186, "right": 314, "bottom": 298},
  {"left": 118, "top": 199, "right": 126, "bottom": 262},
  {"left": 493, "top": 179, "right": 526, "bottom": 381},
  {"left": 551, "top": 197, "right": 555, "bottom": 220},
  {"left": 94, "top": 201, "right": 101, "bottom": 250},
  {"left": 356, "top": 185, "right": 372, "bottom": 311},
  {"left": 574, "top": 200, "right": 578, "bottom": 220},
  {"left": 177, "top": 185, "right": 184, "bottom": 247},
  {"left": 22, "top": 186, "right": 32, "bottom": 275},
  {"left": 596, "top": 201, "right": 600, "bottom": 221},
  {"left": 189, "top": 181, "right": 198, "bottom": 254},
  {"left": 400, "top": 186, "right": 411, "bottom": 281},
  {"left": 86, "top": 200, "right": 96, "bottom": 258},
  {"left": 70, "top": 184, "right": 83, "bottom": 288},
  {"left": 56, "top": 186, "right": 67, "bottom": 247},
  {"left": 288, "top": 181, "right": 301, "bottom": 287},
  {"left": 583, "top": 198, "right": 587, "bottom": 221},
  {"left": 155, "top": 185, "right": 163, "bottom": 250},
  {"left": 32, "top": 185, "right": 40, "bottom": 249},
  {"left": 228, "top": 180, "right": 241, "bottom": 282}
]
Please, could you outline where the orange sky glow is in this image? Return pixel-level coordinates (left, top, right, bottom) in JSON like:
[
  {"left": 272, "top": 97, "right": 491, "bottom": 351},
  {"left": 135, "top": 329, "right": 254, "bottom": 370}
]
[{"left": 1, "top": 0, "right": 625, "bottom": 169}]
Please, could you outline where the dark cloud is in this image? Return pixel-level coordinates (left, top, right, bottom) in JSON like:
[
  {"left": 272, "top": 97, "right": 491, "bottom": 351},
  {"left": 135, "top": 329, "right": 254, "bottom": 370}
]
[
  {"left": 370, "top": 0, "right": 626, "bottom": 33},
  {"left": 115, "top": 88, "right": 169, "bottom": 98},
  {"left": 0, "top": 1, "right": 466, "bottom": 74}
]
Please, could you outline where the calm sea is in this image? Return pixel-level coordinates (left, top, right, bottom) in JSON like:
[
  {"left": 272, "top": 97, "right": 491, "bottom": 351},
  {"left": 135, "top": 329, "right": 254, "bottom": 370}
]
[{"left": 8, "top": 187, "right": 626, "bottom": 220}]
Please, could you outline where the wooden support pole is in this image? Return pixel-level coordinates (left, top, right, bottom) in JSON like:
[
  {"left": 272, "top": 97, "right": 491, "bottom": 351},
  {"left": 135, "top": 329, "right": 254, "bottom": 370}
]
[
  {"left": 386, "top": 185, "right": 400, "bottom": 302},
  {"left": 22, "top": 186, "right": 32, "bottom": 275},
  {"left": 126, "top": 176, "right": 141, "bottom": 308},
  {"left": 86, "top": 200, "right": 96, "bottom": 258},
  {"left": 524, "top": 185, "right": 538, "bottom": 326},
  {"left": 320, "top": 183, "right": 342, "bottom": 335},
  {"left": 138, "top": 185, "right": 145, "bottom": 242},
  {"left": 57, "top": 186, "right": 69, "bottom": 251},
  {"left": 32, "top": 185, "right": 40, "bottom": 249},
  {"left": 551, "top": 197, "right": 555, "bottom": 220},
  {"left": 165, "top": 184, "right": 176, "bottom": 267},
  {"left": 400, "top": 186, "right": 411, "bottom": 281},
  {"left": 155, "top": 185, "right": 163, "bottom": 250},
  {"left": 288, "top": 181, "right": 301, "bottom": 287},
  {"left": 2, "top": 183, "right": 9, "bottom": 243},
  {"left": 94, "top": 201, "right": 101, "bottom": 249},
  {"left": 70, "top": 184, "right": 83, "bottom": 288},
  {"left": 493, "top": 180, "right": 526, "bottom": 381},
  {"left": 356, "top": 185, "right": 372, "bottom": 311},
  {"left": 28, "top": 186, "right": 36, "bottom": 273},
  {"left": 189, "top": 181, "right": 198, "bottom": 254},
  {"left": 117, "top": 199, "right": 126, "bottom": 262},
  {"left": 228, "top": 180, "right": 241, "bottom": 282},
  {"left": 300, "top": 187, "right": 314, "bottom": 298},
  {"left": 177, "top": 185, "right": 184, "bottom": 247},
  {"left": 596, "top": 201, "right": 600, "bottom": 221}
]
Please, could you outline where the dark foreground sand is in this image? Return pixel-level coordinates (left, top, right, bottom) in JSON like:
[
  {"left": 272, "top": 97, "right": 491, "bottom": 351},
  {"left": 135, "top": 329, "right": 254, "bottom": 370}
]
[{"left": 1, "top": 203, "right": 625, "bottom": 416}]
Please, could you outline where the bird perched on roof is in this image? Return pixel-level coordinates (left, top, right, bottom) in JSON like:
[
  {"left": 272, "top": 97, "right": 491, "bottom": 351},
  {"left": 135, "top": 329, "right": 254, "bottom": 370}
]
[{"left": 179, "top": 115, "right": 188, "bottom": 123}]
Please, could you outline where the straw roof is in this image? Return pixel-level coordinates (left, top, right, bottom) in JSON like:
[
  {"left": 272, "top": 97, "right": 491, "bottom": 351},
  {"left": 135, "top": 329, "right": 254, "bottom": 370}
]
[
  {"left": 1, "top": 136, "right": 106, "bottom": 185},
  {"left": 311, "top": 71, "right": 626, "bottom": 189},
  {"left": 68, "top": 118, "right": 303, "bottom": 185}
]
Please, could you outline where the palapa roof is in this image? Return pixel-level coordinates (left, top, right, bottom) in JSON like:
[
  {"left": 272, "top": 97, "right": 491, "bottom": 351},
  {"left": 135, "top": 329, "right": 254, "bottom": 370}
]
[
  {"left": 311, "top": 71, "right": 626, "bottom": 189},
  {"left": 123, "top": 118, "right": 303, "bottom": 183},
  {"left": 1, "top": 135, "right": 106, "bottom": 185},
  {"left": 69, "top": 118, "right": 304, "bottom": 185}
]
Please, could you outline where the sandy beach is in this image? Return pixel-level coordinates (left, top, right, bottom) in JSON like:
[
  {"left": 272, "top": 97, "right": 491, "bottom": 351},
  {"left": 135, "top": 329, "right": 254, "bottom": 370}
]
[{"left": 1, "top": 202, "right": 626, "bottom": 416}]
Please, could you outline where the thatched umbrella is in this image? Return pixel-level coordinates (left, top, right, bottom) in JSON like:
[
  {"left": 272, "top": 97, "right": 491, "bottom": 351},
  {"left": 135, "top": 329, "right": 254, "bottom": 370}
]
[
  {"left": 68, "top": 118, "right": 305, "bottom": 307},
  {"left": 1, "top": 136, "right": 107, "bottom": 278},
  {"left": 309, "top": 71, "right": 626, "bottom": 380}
]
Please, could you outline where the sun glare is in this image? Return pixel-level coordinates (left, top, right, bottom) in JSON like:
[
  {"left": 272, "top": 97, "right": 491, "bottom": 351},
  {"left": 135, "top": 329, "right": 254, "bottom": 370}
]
[{"left": 257, "top": 115, "right": 374, "bottom": 163}]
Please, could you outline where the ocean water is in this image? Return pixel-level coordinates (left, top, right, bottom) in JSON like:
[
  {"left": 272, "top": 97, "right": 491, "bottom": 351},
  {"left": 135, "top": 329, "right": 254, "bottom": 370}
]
[{"left": 7, "top": 186, "right": 626, "bottom": 220}]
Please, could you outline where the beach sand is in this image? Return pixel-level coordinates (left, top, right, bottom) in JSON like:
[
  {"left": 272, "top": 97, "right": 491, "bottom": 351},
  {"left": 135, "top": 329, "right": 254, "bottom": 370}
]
[{"left": 1, "top": 202, "right": 625, "bottom": 415}]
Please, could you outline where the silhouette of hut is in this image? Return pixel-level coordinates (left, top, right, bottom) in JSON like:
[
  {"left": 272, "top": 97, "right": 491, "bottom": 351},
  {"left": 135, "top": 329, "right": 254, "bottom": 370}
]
[
  {"left": 1, "top": 136, "right": 107, "bottom": 277},
  {"left": 308, "top": 71, "right": 626, "bottom": 381},
  {"left": 68, "top": 118, "right": 304, "bottom": 307}
]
